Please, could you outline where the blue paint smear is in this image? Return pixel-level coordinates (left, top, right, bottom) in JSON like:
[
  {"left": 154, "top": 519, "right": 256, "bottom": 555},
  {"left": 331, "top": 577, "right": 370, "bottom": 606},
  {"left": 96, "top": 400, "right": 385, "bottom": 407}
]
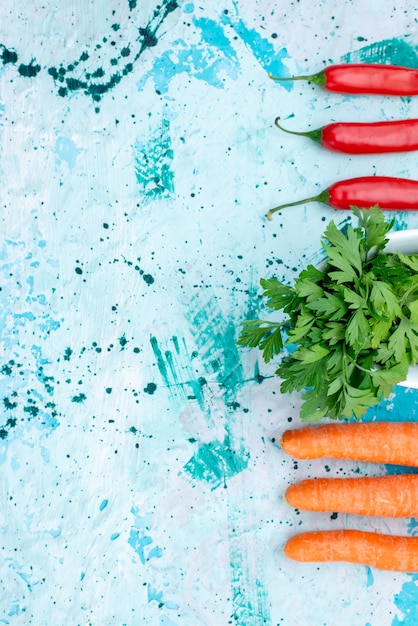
[
  {"left": 365, "top": 567, "right": 373, "bottom": 587},
  {"left": 128, "top": 507, "right": 163, "bottom": 564},
  {"left": 148, "top": 584, "right": 180, "bottom": 609},
  {"left": 407, "top": 519, "right": 418, "bottom": 535},
  {"left": 392, "top": 576, "right": 418, "bottom": 626},
  {"left": 148, "top": 585, "right": 164, "bottom": 604},
  {"left": 221, "top": 9, "right": 291, "bottom": 86},
  {"left": 128, "top": 531, "right": 152, "bottom": 563},
  {"left": 8, "top": 604, "right": 19, "bottom": 617},
  {"left": 137, "top": 16, "right": 239, "bottom": 94},
  {"left": 137, "top": 8, "right": 290, "bottom": 95},
  {"left": 358, "top": 386, "right": 418, "bottom": 425},
  {"left": 39, "top": 446, "right": 50, "bottom": 463},
  {"left": 54, "top": 136, "right": 80, "bottom": 170}
]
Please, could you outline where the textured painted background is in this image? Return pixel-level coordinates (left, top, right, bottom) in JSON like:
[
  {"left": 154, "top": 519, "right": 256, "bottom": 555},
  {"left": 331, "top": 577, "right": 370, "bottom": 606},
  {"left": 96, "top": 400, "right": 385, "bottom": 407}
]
[{"left": 2, "top": 1, "right": 418, "bottom": 624}]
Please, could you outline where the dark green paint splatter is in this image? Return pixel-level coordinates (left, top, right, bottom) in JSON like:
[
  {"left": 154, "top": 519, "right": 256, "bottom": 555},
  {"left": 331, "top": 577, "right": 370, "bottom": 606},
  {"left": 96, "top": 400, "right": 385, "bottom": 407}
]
[
  {"left": 3, "top": 397, "right": 17, "bottom": 410},
  {"left": 0, "top": 0, "right": 179, "bottom": 103},
  {"left": 0, "top": 413, "right": 18, "bottom": 440},
  {"left": 142, "top": 273, "right": 155, "bottom": 285},
  {"left": 37, "top": 367, "right": 54, "bottom": 395},
  {"left": 18, "top": 62, "right": 41, "bottom": 77},
  {"left": 1, "top": 45, "right": 17, "bottom": 64},
  {"left": 71, "top": 393, "right": 87, "bottom": 403},
  {"left": 119, "top": 334, "right": 128, "bottom": 350},
  {"left": 24, "top": 404, "right": 40, "bottom": 417},
  {"left": 0, "top": 358, "right": 59, "bottom": 437},
  {"left": 64, "top": 347, "right": 73, "bottom": 361},
  {"left": 150, "top": 336, "right": 169, "bottom": 382},
  {"left": 1, "top": 360, "right": 19, "bottom": 376}
]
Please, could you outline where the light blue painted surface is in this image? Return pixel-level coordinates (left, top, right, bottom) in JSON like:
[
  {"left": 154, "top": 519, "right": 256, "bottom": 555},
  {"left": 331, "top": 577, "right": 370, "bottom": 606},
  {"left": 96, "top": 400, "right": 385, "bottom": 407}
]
[{"left": 1, "top": 1, "right": 418, "bottom": 624}]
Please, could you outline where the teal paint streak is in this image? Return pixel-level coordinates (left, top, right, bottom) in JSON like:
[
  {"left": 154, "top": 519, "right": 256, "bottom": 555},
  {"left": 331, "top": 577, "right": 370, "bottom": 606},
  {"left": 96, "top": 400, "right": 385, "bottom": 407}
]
[
  {"left": 341, "top": 37, "right": 418, "bottom": 68},
  {"left": 151, "top": 296, "right": 269, "bottom": 621},
  {"left": 183, "top": 435, "right": 249, "bottom": 488},
  {"left": 181, "top": 294, "right": 271, "bottom": 620},
  {"left": 150, "top": 335, "right": 207, "bottom": 410},
  {"left": 150, "top": 335, "right": 170, "bottom": 385},
  {"left": 135, "top": 118, "right": 174, "bottom": 199},
  {"left": 184, "top": 295, "right": 244, "bottom": 397},
  {"left": 392, "top": 576, "right": 418, "bottom": 626},
  {"left": 229, "top": 546, "right": 272, "bottom": 625}
]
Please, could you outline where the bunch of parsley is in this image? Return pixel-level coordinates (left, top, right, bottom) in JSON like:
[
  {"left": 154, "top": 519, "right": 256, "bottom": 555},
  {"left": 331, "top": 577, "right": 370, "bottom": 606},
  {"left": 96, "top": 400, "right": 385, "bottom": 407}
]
[{"left": 238, "top": 206, "right": 418, "bottom": 421}]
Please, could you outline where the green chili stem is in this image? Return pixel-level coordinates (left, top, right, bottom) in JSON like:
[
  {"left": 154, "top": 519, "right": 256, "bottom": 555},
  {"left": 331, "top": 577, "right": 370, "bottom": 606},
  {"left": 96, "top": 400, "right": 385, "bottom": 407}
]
[
  {"left": 268, "top": 70, "right": 326, "bottom": 87},
  {"left": 274, "top": 117, "right": 323, "bottom": 143},
  {"left": 266, "top": 190, "right": 330, "bottom": 220}
]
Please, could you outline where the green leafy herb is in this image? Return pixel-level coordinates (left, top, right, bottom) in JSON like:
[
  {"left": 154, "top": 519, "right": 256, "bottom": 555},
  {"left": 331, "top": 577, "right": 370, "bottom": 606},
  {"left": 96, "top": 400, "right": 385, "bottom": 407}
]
[{"left": 237, "top": 206, "right": 418, "bottom": 421}]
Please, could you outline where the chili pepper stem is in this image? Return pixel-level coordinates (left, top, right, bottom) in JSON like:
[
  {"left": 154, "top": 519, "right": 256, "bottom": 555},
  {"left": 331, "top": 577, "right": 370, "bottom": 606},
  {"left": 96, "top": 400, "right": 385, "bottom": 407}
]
[
  {"left": 274, "top": 117, "right": 322, "bottom": 143},
  {"left": 269, "top": 70, "right": 326, "bottom": 87},
  {"left": 266, "top": 190, "right": 329, "bottom": 220}
]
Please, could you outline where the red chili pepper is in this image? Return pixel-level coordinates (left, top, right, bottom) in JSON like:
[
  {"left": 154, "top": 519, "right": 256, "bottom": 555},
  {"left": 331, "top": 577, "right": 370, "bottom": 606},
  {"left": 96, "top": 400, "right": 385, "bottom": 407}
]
[
  {"left": 270, "top": 63, "right": 418, "bottom": 96},
  {"left": 267, "top": 176, "right": 418, "bottom": 220},
  {"left": 274, "top": 117, "right": 418, "bottom": 154}
]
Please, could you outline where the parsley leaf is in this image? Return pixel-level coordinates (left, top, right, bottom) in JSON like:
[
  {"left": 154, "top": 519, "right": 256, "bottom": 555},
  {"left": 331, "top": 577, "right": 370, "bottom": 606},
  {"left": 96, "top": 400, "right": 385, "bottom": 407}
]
[
  {"left": 237, "top": 207, "right": 418, "bottom": 421},
  {"left": 237, "top": 319, "right": 285, "bottom": 363},
  {"left": 322, "top": 220, "right": 363, "bottom": 282}
]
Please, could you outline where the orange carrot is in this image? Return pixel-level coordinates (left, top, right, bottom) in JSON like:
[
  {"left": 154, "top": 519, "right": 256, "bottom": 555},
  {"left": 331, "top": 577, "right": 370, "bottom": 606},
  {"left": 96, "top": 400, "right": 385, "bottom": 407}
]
[
  {"left": 285, "top": 474, "right": 418, "bottom": 518},
  {"left": 280, "top": 422, "right": 418, "bottom": 467},
  {"left": 284, "top": 529, "right": 418, "bottom": 572}
]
